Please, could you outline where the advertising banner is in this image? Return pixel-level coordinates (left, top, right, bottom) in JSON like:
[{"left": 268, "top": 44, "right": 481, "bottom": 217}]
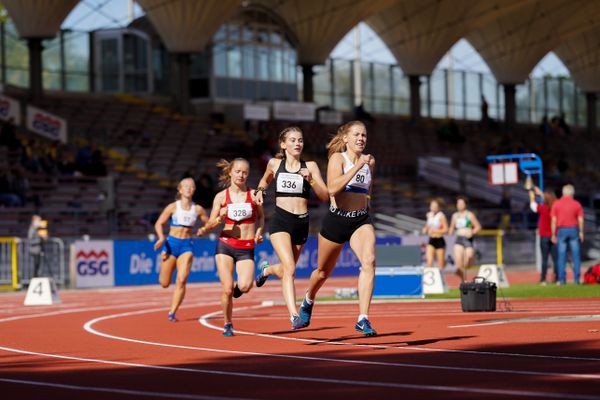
[
  {"left": 26, "top": 105, "right": 68, "bottom": 143},
  {"left": 73, "top": 240, "right": 114, "bottom": 288},
  {"left": 113, "top": 237, "right": 402, "bottom": 286}
]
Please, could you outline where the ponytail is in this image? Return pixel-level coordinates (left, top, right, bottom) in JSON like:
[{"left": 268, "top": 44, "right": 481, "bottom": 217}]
[
  {"left": 275, "top": 126, "right": 302, "bottom": 159},
  {"left": 326, "top": 120, "right": 365, "bottom": 159},
  {"left": 217, "top": 158, "right": 248, "bottom": 188}
]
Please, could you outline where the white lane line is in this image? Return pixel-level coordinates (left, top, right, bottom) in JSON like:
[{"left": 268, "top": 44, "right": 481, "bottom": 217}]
[
  {"left": 82, "top": 305, "right": 600, "bottom": 379},
  {"left": 0, "top": 346, "right": 598, "bottom": 400},
  {"left": 0, "top": 378, "right": 254, "bottom": 400},
  {"left": 199, "top": 308, "right": 600, "bottom": 363}
]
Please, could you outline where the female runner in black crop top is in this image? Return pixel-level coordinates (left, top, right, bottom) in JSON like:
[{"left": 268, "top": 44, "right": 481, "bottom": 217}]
[{"left": 254, "top": 126, "right": 328, "bottom": 330}]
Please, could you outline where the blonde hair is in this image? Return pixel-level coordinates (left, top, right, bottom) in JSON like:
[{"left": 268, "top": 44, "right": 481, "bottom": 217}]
[
  {"left": 175, "top": 177, "right": 195, "bottom": 200},
  {"left": 216, "top": 158, "right": 248, "bottom": 188},
  {"left": 326, "top": 120, "right": 365, "bottom": 159},
  {"left": 275, "top": 126, "right": 302, "bottom": 159}
]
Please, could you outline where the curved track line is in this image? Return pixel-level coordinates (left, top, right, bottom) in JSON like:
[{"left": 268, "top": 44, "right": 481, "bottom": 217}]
[
  {"left": 0, "top": 345, "right": 597, "bottom": 400},
  {"left": 0, "top": 378, "right": 253, "bottom": 400},
  {"left": 199, "top": 307, "right": 600, "bottom": 362},
  {"left": 81, "top": 304, "right": 600, "bottom": 380}
]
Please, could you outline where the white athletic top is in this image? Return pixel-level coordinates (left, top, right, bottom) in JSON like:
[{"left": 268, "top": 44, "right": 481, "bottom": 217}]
[
  {"left": 426, "top": 211, "right": 444, "bottom": 230},
  {"left": 341, "top": 153, "right": 371, "bottom": 194},
  {"left": 170, "top": 200, "right": 198, "bottom": 228}
]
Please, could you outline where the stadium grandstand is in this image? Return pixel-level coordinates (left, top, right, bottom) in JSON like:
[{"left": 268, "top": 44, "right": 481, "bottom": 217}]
[{"left": 1, "top": 0, "right": 600, "bottom": 282}]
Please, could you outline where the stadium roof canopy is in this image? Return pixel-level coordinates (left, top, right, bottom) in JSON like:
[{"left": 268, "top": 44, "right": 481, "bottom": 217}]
[{"left": 4, "top": 0, "right": 600, "bottom": 86}]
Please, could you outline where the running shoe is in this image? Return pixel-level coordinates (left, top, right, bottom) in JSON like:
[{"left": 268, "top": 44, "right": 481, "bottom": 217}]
[
  {"left": 291, "top": 314, "right": 307, "bottom": 330},
  {"left": 298, "top": 297, "right": 313, "bottom": 327},
  {"left": 355, "top": 318, "right": 377, "bottom": 336},
  {"left": 232, "top": 285, "right": 243, "bottom": 298},
  {"left": 255, "top": 261, "right": 270, "bottom": 287},
  {"left": 167, "top": 312, "right": 177, "bottom": 322},
  {"left": 223, "top": 323, "right": 234, "bottom": 337}
]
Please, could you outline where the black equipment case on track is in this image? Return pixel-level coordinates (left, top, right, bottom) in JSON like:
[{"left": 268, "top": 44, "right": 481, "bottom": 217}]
[{"left": 459, "top": 277, "right": 497, "bottom": 312}]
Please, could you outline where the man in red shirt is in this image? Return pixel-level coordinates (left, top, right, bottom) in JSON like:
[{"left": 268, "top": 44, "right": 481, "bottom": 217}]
[{"left": 551, "top": 184, "right": 584, "bottom": 284}]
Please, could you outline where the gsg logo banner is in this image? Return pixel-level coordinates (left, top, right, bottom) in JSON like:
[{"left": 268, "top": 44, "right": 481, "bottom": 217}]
[
  {"left": 26, "top": 105, "right": 68, "bottom": 144},
  {"left": 73, "top": 240, "right": 115, "bottom": 288}
]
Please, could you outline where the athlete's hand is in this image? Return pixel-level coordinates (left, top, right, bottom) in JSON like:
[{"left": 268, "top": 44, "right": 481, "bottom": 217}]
[
  {"left": 219, "top": 205, "right": 228, "bottom": 219},
  {"left": 361, "top": 154, "right": 372, "bottom": 166},
  {"left": 196, "top": 227, "right": 206, "bottom": 237},
  {"left": 153, "top": 238, "right": 165, "bottom": 252},
  {"left": 255, "top": 228, "right": 264, "bottom": 244},
  {"left": 255, "top": 190, "right": 264, "bottom": 205},
  {"left": 299, "top": 168, "right": 312, "bottom": 182}
]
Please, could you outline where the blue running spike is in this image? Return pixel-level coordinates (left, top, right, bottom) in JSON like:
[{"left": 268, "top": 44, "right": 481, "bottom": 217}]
[
  {"left": 168, "top": 312, "right": 177, "bottom": 322},
  {"left": 255, "top": 261, "right": 270, "bottom": 288},
  {"left": 355, "top": 318, "right": 377, "bottom": 336},
  {"left": 298, "top": 297, "right": 313, "bottom": 327},
  {"left": 291, "top": 314, "right": 307, "bottom": 330},
  {"left": 223, "top": 323, "right": 234, "bottom": 337}
]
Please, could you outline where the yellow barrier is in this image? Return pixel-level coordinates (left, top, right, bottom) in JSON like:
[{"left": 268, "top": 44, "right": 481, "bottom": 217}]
[
  {"left": 0, "top": 237, "right": 19, "bottom": 290},
  {"left": 477, "top": 229, "right": 504, "bottom": 266}
]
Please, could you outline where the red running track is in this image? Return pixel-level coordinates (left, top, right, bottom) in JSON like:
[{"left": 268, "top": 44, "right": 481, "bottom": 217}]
[{"left": 1, "top": 274, "right": 599, "bottom": 400}]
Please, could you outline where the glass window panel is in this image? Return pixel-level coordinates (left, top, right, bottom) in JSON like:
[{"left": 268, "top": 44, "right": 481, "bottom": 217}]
[
  {"left": 288, "top": 51, "right": 297, "bottom": 84},
  {"left": 451, "top": 70, "right": 464, "bottom": 118},
  {"left": 333, "top": 59, "right": 352, "bottom": 111},
  {"left": 271, "top": 48, "right": 283, "bottom": 81},
  {"left": 257, "top": 46, "right": 269, "bottom": 80},
  {"left": 561, "top": 79, "right": 575, "bottom": 126},
  {"left": 465, "top": 71, "right": 480, "bottom": 120},
  {"left": 242, "top": 45, "right": 255, "bottom": 78},
  {"left": 65, "top": 72, "right": 88, "bottom": 91},
  {"left": 213, "top": 43, "right": 227, "bottom": 76},
  {"left": 373, "top": 63, "right": 391, "bottom": 113},
  {"left": 313, "top": 61, "right": 330, "bottom": 107},
  {"left": 270, "top": 30, "right": 281, "bottom": 45},
  {"left": 100, "top": 38, "right": 119, "bottom": 92},
  {"left": 515, "top": 82, "right": 530, "bottom": 123},
  {"left": 546, "top": 77, "right": 560, "bottom": 116},
  {"left": 227, "top": 44, "right": 241, "bottom": 78},
  {"left": 533, "top": 77, "right": 545, "bottom": 119},
  {"left": 430, "top": 69, "right": 446, "bottom": 118},
  {"left": 42, "top": 36, "right": 61, "bottom": 90},
  {"left": 392, "top": 67, "right": 409, "bottom": 115},
  {"left": 5, "top": 21, "right": 29, "bottom": 87},
  {"left": 420, "top": 76, "right": 430, "bottom": 117},
  {"left": 482, "top": 74, "right": 497, "bottom": 119}
]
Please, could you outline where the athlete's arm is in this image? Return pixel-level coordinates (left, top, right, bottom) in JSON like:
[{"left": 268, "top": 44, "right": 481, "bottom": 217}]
[
  {"left": 470, "top": 212, "right": 482, "bottom": 235},
  {"left": 255, "top": 158, "right": 278, "bottom": 205},
  {"left": 198, "top": 191, "right": 225, "bottom": 235},
  {"left": 448, "top": 213, "right": 457, "bottom": 235},
  {"left": 306, "top": 161, "right": 329, "bottom": 201},
  {"left": 253, "top": 193, "right": 265, "bottom": 243},
  {"left": 153, "top": 203, "right": 175, "bottom": 250},
  {"left": 326, "top": 153, "right": 372, "bottom": 196}
]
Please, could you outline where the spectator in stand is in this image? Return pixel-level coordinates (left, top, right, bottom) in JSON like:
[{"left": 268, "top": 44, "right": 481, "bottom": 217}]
[
  {"left": 480, "top": 95, "right": 489, "bottom": 125},
  {"left": 528, "top": 186, "right": 558, "bottom": 285},
  {"left": 28, "top": 214, "right": 48, "bottom": 277},
  {"left": 551, "top": 184, "right": 584, "bottom": 285},
  {"left": 0, "top": 169, "right": 21, "bottom": 207},
  {"left": 0, "top": 118, "right": 22, "bottom": 151},
  {"left": 354, "top": 102, "right": 375, "bottom": 123},
  {"left": 196, "top": 171, "right": 216, "bottom": 209},
  {"left": 558, "top": 113, "right": 571, "bottom": 136}
]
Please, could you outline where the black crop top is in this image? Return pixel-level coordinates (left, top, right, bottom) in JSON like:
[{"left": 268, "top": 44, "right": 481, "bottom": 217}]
[{"left": 274, "top": 159, "right": 311, "bottom": 199}]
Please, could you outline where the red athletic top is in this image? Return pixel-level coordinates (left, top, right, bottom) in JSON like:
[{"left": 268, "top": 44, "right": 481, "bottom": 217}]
[
  {"left": 223, "top": 189, "right": 256, "bottom": 225},
  {"left": 535, "top": 203, "right": 552, "bottom": 237},
  {"left": 551, "top": 196, "right": 583, "bottom": 228}
]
